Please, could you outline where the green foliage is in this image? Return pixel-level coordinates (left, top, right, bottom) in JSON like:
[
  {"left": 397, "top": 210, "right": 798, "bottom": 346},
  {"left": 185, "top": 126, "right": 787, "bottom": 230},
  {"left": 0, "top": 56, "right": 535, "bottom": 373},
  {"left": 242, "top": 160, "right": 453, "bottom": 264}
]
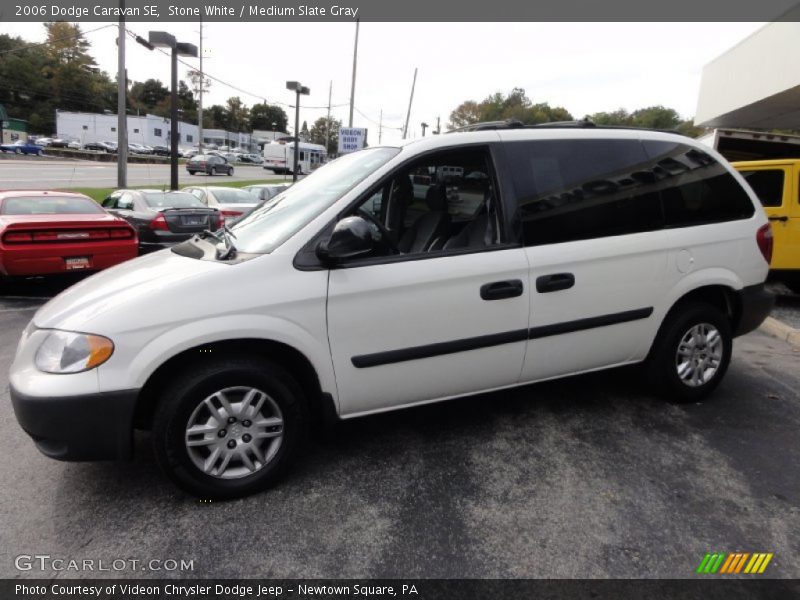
[
  {"left": 225, "top": 96, "right": 249, "bottom": 132},
  {"left": 249, "top": 103, "right": 288, "bottom": 132},
  {"left": 447, "top": 88, "right": 573, "bottom": 130},
  {"left": 586, "top": 105, "right": 705, "bottom": 137},
  {"left": 308, "top": 116, "right": 342, "bottom": 154},
  {"left": 0, "top": 24, "right": 117, "bottom": 134}
]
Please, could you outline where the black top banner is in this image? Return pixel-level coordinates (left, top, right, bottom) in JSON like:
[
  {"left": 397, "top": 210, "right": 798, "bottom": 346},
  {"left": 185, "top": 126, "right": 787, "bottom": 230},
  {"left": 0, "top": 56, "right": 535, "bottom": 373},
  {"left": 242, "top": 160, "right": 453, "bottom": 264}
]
[{"left": 2, "top": 0, "right": 800, "bottom": 22}]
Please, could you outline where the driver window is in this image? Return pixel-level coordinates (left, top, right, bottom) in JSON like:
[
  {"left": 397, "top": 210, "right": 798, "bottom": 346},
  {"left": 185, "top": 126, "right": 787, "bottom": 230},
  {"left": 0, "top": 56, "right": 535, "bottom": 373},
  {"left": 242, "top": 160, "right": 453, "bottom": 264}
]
[{"left": 349, "top": 146, "right": 500, "bottom": 258}]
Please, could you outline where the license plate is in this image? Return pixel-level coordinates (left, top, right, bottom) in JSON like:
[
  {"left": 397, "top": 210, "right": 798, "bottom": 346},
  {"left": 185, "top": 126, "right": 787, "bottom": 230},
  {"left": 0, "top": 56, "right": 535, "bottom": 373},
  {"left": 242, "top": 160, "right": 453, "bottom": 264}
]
[
  {"left": 184, "top": 217, "right": 203, "bottom": 226},
  {"left": 65, "top": 256, "right": 91, "bottom": 270}
]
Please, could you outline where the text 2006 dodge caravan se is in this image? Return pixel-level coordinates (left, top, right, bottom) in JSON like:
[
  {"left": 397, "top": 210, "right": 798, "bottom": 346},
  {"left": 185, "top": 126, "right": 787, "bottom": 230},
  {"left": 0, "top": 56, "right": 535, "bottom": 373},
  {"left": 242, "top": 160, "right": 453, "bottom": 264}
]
[{"left": 11, "top": 124, "right": 774, "bottom": 498}]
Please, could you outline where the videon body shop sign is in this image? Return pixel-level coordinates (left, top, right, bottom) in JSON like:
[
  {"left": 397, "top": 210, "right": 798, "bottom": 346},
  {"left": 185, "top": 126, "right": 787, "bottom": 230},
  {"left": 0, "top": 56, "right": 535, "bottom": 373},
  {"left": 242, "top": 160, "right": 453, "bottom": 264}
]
[{"left": 338, "top": 127, "right": 367, "bottom": 153}]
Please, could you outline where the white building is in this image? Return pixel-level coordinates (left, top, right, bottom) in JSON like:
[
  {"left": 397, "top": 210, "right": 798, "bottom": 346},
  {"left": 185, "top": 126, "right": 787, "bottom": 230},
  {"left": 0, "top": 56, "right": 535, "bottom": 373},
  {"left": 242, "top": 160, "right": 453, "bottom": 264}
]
[
  {"left": 56, "top": 110, "right": 200, "bottom": 148},
  {"left": 696, "top": 11, "right": 800, "bottom": 129}
]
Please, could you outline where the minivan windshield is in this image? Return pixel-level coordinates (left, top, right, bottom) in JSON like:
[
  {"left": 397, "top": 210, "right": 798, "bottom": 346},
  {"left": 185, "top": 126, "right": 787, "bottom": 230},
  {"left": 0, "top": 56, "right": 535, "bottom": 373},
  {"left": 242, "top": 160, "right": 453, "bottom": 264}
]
[{"left": 229, "top": 147, "right": 400, "bottom": 254}]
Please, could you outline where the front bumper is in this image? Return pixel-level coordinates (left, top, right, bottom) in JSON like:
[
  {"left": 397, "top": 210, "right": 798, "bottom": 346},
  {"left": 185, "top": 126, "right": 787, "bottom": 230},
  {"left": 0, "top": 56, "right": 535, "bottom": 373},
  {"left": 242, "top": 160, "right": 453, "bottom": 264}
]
[
  {"left": 10, "top": 384, "right": 139, "bottom": 461},
  {"left": 734, "top": 283, "right": 775, "bottom": 337}
]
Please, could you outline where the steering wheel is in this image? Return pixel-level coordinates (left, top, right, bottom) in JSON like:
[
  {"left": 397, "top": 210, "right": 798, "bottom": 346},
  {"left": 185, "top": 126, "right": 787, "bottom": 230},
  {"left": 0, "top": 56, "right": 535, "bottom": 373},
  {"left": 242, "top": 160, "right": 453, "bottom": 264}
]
[{"left": 356, "top": 208, "right": 399, "bottom": 254}]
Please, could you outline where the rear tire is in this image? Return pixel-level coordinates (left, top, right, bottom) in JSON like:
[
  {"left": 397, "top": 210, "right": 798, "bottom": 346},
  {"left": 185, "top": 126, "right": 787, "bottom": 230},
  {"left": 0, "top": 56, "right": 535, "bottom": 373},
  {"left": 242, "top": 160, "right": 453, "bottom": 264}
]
[
  {"left": 645, "top": 302, "right": 732, "bottom": 403},
  {"left": 227, "top": 167, "right": 234, "bottom": 176},
  {"left": 188, "top": 170, "right": 196, "bottom": 175},
  {"left": 152, "top": 356, "right": 307, "bottom": 499}
]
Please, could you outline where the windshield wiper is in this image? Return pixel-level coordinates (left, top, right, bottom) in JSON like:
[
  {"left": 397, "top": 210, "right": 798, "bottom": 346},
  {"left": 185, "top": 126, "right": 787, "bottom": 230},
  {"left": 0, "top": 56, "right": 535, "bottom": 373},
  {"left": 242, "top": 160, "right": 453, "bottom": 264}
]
[{"left": 199, "top": 225, "right": 238, "bottom": 260}]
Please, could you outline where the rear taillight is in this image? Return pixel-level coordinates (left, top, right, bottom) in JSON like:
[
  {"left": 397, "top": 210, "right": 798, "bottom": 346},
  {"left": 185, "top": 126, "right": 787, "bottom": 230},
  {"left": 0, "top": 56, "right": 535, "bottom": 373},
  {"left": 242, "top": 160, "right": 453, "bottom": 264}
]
[
  {"left": 756, "top": 223, "right": 773, "bottom": 264},
  {"left": 221, "top": 210, "right": 242, "bottom": 217},
  {"left": 150, "top": 213, "right": 169, "bottom": 231},
  {"left": 214, "top": 214, "right": 225, "bottom": 228},
  {"left": 3, "top": 232, "right": 33, "bottom": 243},
  {"left": 109, "top": 228, "right": 134, "bottom": 239}
]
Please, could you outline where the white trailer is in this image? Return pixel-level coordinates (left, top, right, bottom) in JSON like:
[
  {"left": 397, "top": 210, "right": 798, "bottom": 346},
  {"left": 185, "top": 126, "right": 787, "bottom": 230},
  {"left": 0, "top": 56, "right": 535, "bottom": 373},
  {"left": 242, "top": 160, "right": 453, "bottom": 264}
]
[{"left": 262, "top": 141, "right": 326, "bottom": 175}]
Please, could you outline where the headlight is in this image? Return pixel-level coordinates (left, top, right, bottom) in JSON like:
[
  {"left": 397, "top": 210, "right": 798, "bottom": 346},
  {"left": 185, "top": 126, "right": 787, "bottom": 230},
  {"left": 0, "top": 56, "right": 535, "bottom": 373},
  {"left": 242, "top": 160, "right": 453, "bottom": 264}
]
[{"left": 35, "top": 330, "right": 114, "bottom": 374}]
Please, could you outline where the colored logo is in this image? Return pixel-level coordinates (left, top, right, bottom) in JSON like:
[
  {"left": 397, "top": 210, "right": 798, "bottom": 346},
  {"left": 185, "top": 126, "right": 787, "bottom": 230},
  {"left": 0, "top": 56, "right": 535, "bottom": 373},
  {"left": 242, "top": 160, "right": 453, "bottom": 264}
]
[{"left": 697, "top": 552, "right": 773, "bottom": 574}]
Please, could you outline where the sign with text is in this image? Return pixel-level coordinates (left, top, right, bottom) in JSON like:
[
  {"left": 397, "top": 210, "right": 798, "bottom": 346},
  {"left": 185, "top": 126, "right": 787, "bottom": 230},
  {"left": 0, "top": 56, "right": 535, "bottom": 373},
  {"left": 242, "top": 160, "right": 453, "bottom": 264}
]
[{"left": 338, "top": 128, "right": 367, "bottom": 154}]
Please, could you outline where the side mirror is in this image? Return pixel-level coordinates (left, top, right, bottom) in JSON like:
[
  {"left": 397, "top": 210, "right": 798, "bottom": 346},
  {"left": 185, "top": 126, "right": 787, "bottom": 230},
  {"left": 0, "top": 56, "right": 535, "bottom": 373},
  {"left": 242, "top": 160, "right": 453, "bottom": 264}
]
[{"left": 316, "top": 216, "right": 373, "bottom": 263}]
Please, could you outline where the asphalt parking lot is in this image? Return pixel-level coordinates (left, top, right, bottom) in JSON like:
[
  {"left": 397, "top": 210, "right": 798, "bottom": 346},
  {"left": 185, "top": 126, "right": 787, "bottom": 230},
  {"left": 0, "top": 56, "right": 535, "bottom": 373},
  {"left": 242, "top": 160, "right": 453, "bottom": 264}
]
[{"left": 0, "top": 278, "right": 798, "bottom": 579}]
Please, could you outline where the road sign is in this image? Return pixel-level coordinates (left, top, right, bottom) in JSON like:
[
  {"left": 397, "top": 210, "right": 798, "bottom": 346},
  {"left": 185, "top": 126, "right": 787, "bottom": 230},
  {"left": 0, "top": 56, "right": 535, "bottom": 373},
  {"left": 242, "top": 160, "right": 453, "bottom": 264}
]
[{"left": 338, "top": 127, "right": 367, "bottom": 154}]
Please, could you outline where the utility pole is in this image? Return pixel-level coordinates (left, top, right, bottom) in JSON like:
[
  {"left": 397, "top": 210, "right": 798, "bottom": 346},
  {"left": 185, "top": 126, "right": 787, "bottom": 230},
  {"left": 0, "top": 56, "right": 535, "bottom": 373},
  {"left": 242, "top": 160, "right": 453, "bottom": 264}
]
[
  {"left": 348, "top": 19, "right": 359, "bottom": 127},
  {"left": 378, "top": 109, "right": 383, "bottom": 144},
  {"left": 402, "top": 68, "right": 417, "bottom": 140},
  {"left": 325, "top": 80, "right": 332, "bottom": 154},
  {"left": 116, "top": 0, "right": 128, "bottom": 188},
  {"left": 197, "top": 14, "right": 204, "bottom": 152},
  {"left": 435, "top": 116, "right": 441, "bottom": 134},
  {"left": 421, "top": 122, "right": 428, "bottom": 137}
]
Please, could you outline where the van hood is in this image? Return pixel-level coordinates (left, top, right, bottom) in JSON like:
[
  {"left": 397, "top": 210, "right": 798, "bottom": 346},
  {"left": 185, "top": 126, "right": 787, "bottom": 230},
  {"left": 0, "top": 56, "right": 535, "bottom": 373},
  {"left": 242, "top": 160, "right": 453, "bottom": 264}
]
[{"left": 33, "top": 249, "right": 226, "bottom": 331}]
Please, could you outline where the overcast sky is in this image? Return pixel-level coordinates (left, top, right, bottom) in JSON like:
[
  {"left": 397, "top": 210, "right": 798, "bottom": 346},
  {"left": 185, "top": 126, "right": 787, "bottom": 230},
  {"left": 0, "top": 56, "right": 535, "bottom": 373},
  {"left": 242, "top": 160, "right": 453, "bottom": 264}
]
[{"left": 2, "top": 22, "right": 764, "bottom": 144}]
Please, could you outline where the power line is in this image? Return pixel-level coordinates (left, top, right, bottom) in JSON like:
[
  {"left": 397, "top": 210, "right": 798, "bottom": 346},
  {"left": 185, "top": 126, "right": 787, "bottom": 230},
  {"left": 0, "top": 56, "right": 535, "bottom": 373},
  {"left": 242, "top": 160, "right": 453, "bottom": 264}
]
[{"left": 124, "top": 28, "right": 347, "bottom": 110}]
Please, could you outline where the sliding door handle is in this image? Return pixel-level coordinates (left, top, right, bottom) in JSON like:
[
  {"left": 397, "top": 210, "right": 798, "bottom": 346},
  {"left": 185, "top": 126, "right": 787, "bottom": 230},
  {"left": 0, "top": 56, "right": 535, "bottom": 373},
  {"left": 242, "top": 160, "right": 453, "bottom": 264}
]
[{"left": 536, "top": 273, "right": 575, "bottom": 293}]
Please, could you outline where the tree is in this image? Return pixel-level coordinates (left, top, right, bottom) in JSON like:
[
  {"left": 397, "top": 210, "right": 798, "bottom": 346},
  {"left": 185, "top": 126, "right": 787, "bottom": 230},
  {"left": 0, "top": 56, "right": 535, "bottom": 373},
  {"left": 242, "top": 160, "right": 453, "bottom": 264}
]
[
  {"left": 130, "top": 79, "right": 170, "bottom": 114},
  {"left": 178, "top": 80, "right": 197, "bottom": 124},
  {"left": 309, "top": 116, "right": 342, "bottom": 154},
  {"left": 249, "top": 103, "right": 288, "bottom": 132},
  {"left": 206, "top": 104, "right": 227, "bottom": 129},
  {"left": 447, "top": 88, "right": 572, "bottom": 130},
  {"left": 224, "top": 96, "right": 249, "bottom": 132}
]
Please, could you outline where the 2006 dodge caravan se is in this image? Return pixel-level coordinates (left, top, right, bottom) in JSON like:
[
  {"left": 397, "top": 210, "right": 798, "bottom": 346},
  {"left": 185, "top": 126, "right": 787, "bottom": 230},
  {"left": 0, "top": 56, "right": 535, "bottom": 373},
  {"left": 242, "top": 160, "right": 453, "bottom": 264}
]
[{"left": 10, "top": 122, "right": 774, "bottom": 498}]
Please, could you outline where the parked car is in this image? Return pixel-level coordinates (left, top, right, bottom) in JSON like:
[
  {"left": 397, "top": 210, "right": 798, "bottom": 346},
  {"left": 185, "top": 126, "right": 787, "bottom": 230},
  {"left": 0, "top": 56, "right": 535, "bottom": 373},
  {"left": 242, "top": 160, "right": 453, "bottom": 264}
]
[
  {"left": 67, "top": 140, "right": 82, "bottom": 150},
  {"left": 33, "top": 137, "right": 53, "bottom": 146},
  {"left": 180, "top": 148, "right": 200, "bottom": 159},
  {"left": 102, "top": 189, "right": 223, "bottom": 252},
  {"left": 49, "top": 138, "right": 69, "bottom": 148},
  {"left": 242, "top": 184, "right": 290, "bottom": 203},
  {"left": 150, "top": 145, "right": 171, "bottom": 156},
  {"left": 734, "top": 159, "right": 800, "bottom": 292},
  {"left": 0, "top": 140, "right": 44, "bottom": 156},
  {"left": 239, "top": 153, "right": 264, "bottom": 164},
  {"left": 128, "top": 143, "right": 153, "bottom": 155},
  {"left": 181, "top": 185, "right": 258, "bottom": 218},
  {"left": 9, "top": 124, "right": 774, "bottom": 499},
  {"left": 83, "top": 141, "right": 116, "bottom": 153},
  {"left": 186, "top": 154, "right": 234, "bottom": 176},
  {"left": 0, "top": 191, "right": 136, "bottom": 278}
]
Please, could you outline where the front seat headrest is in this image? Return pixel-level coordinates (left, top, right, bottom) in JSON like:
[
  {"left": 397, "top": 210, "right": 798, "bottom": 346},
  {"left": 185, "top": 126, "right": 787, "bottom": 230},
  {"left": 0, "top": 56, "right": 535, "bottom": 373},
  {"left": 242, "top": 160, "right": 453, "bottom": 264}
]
[{"left": 425, "top": 184, "right": 447, "bottom": 212}]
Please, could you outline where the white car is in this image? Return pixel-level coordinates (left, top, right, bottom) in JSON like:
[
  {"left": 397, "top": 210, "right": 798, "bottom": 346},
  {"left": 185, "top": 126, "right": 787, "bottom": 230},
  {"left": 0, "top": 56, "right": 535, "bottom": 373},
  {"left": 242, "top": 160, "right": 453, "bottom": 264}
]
[
  {"left": 10, "top": 123, "right": 774, "bottom": 498},
  {"left": 181, "top": 185, "right": 259, "bottom": 219}
]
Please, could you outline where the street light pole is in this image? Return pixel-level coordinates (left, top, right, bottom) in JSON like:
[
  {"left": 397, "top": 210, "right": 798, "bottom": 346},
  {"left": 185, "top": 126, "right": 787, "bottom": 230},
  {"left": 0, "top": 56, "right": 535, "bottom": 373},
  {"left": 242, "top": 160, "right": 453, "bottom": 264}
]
[
  {"left": 116, "top": 1, "right": 127, "bottom": 188},
  {"left": 286, "top": 81, "right": 310, "bottom": 183},
  {"left": 149, "top": 32, "right": 197, "bottom": 190}
]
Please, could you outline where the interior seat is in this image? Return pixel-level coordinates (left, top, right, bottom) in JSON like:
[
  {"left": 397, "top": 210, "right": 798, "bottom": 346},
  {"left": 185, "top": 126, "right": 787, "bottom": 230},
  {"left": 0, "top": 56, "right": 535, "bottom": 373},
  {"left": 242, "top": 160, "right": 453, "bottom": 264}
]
[
  {"left": 397, "top": 184, "right": 451, "bottom": 254},
  {"left": 443, "top": 192, "right": 495, "bottom": 250}
]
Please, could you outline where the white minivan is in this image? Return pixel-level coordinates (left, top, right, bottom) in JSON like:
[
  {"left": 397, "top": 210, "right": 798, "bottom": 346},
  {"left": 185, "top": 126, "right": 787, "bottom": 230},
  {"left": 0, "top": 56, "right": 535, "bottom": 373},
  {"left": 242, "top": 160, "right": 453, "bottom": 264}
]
[{"left": 10, "top": 122, "right": 774, "bottom": 498}]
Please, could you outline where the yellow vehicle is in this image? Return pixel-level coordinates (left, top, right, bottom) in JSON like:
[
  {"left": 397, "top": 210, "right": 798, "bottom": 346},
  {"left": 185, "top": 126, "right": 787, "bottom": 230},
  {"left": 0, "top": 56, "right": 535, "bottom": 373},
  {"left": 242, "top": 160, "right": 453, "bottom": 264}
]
[{"left": 734, "top": 159, "right": 800, "bottom": 292}]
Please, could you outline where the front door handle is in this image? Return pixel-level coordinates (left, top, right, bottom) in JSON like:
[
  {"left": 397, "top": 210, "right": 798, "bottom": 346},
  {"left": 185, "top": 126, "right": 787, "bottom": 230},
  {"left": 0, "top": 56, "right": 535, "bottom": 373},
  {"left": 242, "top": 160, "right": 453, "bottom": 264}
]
[
  {"left": 536, "top": 273, "right": 575, "bottom": 293},
  {"left": 480, "top": 279, "right": 524, "bottom": 301},
  {"left": 768, "top": 215, "right": 788, "bottom": 222}
]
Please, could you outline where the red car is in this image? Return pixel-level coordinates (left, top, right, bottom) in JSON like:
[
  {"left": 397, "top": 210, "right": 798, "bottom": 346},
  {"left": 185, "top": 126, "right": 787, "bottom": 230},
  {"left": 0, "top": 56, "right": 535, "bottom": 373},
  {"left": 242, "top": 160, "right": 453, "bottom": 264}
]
[{"left": 0, "top": 191, "right": 138, "bottom": 278}]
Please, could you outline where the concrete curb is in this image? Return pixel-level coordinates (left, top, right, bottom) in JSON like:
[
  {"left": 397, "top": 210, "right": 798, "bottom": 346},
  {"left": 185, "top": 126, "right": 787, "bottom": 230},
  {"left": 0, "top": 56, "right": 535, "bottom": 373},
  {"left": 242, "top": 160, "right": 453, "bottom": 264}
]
[{"left": 759, "top": 316, "right": 800, "bottom": 348}]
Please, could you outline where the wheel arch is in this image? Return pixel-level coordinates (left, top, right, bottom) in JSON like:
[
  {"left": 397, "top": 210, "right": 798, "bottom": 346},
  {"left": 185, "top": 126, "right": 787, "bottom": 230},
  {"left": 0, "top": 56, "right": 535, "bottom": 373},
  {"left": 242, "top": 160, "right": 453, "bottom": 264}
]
[
  {"left": 134, "top": 338, "right": 334, "bottom": 433},
  {"left": 646, "top": 283, "right": 742, "bottom": 360}
]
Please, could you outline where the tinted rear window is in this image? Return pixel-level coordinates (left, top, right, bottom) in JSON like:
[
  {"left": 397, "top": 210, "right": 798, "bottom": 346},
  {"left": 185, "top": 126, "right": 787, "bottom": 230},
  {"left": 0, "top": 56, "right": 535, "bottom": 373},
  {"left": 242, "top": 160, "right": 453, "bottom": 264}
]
[
  {"left": 737, "top": 169, "right": 784, "bottom": 207},
  {"left": 642, "top": 141, "right": 755, "bottom": 227},
  {"left": 1, "top": 196, "right": 104, "bottom": 215},
  {"left": 143, "top": 192, "right": 206, "bottom": 209},
  {"left": 505, "top": 139, "right": 663, "bottom": 246}
]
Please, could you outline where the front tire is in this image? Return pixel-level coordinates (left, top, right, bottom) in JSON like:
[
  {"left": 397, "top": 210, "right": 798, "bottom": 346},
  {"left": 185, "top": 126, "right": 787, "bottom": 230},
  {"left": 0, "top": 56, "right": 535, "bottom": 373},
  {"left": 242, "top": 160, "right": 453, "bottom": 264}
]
[
  {"left": 152, "top": 356, "right": 307, "bottom": 498},
  {"left": 188, "top": 170, "right": 196, "bottom": 175},
  {"left": 645, "top": 302, "right": 732, "bottom": 403}
]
